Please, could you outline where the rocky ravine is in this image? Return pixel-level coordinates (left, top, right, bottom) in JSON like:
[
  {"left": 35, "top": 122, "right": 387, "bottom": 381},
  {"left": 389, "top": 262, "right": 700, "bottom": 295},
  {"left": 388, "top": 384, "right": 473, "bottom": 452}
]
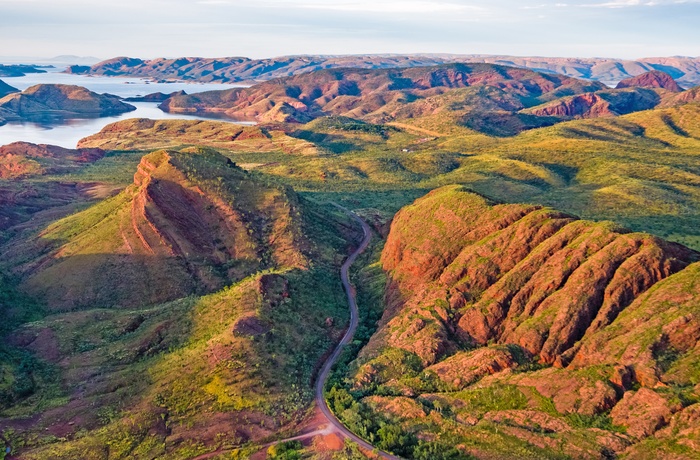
[{"left": 350, "top": 185, "right": 700, "bottom": 459}]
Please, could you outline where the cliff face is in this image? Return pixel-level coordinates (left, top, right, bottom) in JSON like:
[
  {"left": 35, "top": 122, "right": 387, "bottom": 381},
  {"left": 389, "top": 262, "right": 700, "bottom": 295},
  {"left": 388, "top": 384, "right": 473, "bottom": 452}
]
[
  {"left": 3, "top": 148, "right": 307, "bottom": 311},
  {"left": 0, "top": 84, "right": 135, "bottom": 120},
  {"left": 351, "top": 186, "right": 700, "bottom": 458}
]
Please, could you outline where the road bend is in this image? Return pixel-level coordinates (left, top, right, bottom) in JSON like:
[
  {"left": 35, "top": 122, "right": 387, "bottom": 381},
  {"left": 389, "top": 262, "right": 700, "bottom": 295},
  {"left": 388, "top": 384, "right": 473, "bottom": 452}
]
[
  {"left": 194, "top": 207, "right": 401, "bottom": 460},
  {"left": 315, "top": 206, "right": 403, "bottom": 460}
]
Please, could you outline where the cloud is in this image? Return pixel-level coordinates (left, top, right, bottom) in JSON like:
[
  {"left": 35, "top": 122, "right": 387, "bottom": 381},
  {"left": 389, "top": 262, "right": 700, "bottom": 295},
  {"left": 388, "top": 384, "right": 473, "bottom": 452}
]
[
  {"left": 581, "top": 0, "right": 697, "bottom": 7},
  {"left": 295, "top": 1, "right": 479, "bottom": 13},
  {"left": 197, "top": 0, "right": 482, "bottom": 13}
]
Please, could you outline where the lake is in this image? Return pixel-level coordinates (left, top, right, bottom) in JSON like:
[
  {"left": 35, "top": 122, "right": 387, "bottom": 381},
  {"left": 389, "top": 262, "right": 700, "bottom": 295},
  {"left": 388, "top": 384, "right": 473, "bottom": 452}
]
[{"left": 0, "top": 67, "right": 250, "bottom": 148}]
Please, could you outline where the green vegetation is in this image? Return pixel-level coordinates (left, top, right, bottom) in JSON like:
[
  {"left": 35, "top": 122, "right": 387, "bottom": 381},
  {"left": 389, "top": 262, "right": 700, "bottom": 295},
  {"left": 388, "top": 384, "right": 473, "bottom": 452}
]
[{"left": 2, "top": 72, "right": 700, "bottom": 459}]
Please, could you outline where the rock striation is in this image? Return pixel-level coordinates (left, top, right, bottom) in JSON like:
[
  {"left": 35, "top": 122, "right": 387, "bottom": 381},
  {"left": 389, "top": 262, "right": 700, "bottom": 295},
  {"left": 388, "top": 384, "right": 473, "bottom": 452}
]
[
  {"left": 351, "top": 185, "right": 700, "bottom": 458},
  {"left": 4, "top": 148, "right": 308, "bottom": 311}
]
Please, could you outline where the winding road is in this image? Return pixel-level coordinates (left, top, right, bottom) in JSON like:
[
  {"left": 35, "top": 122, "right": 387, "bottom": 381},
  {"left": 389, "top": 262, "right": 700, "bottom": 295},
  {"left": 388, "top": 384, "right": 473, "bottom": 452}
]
[
  {"left": 314, "top": 207, "right": 402, "bottom": 460},
  {"left": 193, "top": 208, "right": 401, "bottom": 460}
]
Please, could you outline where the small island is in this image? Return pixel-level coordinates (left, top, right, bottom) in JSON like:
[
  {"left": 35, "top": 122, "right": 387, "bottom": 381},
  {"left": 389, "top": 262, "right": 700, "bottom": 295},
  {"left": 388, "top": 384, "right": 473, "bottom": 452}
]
[{"left": 0, "top": 83, "right": 135, "bottom": 125}]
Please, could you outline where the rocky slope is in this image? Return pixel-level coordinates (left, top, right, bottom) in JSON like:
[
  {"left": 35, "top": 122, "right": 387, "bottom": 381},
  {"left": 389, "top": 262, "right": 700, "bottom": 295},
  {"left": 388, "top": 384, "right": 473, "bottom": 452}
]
[
  {"left": 0, "top": 141, "right": 104, "bottom": 179},
  {"left": 616, "top": 70, "right": 684, "bottom": 92},
  {"left": 2, "top": 148, "right": 307, "bottom": 311},
  {"left": 79, "top": 54, "right": 700, "bottom": 86},
  {"left": 346, "top": 186, "right": 700, "bottom": 459},
  {"left": 159, "top": 63, "right": 604, "bottom": 127},
  {"left": 0, "top": 84, "right": 135, "bottom": 121},
  {"left": 524, "top": 87, "right": 662, "bottom": 119},
  {"left": 523, "top": 71, "right": 699, "bottom": 120}
]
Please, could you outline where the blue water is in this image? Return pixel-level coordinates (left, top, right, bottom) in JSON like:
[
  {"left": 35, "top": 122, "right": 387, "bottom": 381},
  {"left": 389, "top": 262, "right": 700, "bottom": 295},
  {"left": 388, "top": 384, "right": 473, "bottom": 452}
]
[{"left": 0, "top": 67, "right": 249, "bottom": 148}]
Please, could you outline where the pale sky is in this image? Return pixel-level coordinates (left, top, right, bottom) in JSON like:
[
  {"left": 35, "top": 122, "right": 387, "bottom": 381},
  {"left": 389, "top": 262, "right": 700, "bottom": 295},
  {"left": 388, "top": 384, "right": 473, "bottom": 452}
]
[{"left": 0, "top": 0, "right": 698, "bottom": 60}]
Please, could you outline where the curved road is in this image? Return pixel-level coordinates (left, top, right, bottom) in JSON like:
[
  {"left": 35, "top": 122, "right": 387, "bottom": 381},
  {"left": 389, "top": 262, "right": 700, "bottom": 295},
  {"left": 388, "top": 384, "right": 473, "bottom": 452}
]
[
  {"left": 316, "top": 207, "right": 403, "bottom": 460},
  {"left": 193, "top": 208, "right": 401, "bottom": 460}
]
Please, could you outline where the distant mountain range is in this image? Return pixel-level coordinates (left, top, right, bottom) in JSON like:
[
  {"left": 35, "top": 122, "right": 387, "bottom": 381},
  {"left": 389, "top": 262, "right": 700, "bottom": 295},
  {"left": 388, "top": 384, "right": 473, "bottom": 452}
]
[{"left": 69, "top": 54, "right": 700, "bottom": 86}]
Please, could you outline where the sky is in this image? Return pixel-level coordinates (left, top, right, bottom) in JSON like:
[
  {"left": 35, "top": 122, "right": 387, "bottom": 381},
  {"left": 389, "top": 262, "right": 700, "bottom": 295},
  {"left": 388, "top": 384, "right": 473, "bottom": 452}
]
[{"left": 0, "top": 0, "right": 698, "bottom": 60}]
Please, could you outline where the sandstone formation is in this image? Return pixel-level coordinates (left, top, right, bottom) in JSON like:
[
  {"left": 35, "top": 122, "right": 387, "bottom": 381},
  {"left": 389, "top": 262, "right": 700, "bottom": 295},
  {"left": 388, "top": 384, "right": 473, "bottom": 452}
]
[
  {"left": 525, "top": 88, "right": 661, "bottom": 119},
  {"left": 351, "top": 185, "right": 700, "bottom": 458},
  {"left": 3, "top": 148, "right": 307, "bottom": 311}
]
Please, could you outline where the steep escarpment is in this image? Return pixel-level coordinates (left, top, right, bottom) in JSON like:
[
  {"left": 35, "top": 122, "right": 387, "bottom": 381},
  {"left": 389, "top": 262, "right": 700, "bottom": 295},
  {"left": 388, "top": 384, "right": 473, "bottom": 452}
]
[
  {"left": 159, "top": 63, "right": 605, "bottom": 127},
  {"left": 344, "top": 186, "right": 700, "bottom": 459},
  {"left": 0, "top": 84, "right": 135, "bottom": 121},
  {"left": 2, "top": 148, "right": 307, "bottom": 311}
]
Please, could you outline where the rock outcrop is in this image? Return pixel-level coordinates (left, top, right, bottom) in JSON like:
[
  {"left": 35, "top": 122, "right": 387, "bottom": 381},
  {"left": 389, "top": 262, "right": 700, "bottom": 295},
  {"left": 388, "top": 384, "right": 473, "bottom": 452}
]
[
  {"left": 4, "top": 148, "right": 307, "bottom": 311},
  {"left": 123, "top": 90, "right": 187, "bottom": 102},
  {"left": 526, "top": 88, "right": 662, "bottom": 119},
  {"left": 376, "top": 186, "right": 697, "bottom": 366},
  {"left": 0, "top": 64, "right": 46, "bottom": 78},
  {"left": 350, "top": 185, "right": 700, "bottom": 458}
]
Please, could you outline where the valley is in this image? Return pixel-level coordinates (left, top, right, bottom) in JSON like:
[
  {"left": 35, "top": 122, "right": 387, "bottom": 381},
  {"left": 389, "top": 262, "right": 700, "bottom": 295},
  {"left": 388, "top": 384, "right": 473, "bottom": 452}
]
[{"left": 1, "top": 57, "right": 700, "bottom": 459}]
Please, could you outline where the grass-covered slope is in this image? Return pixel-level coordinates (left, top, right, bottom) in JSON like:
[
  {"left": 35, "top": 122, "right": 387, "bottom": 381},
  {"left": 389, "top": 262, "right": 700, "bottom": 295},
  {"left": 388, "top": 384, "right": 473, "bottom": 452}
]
[
  {"left": 2, "top": 148, "right": 307, "bottom": 311},
  {"left": 331, "top": 186, "right": 700, "bottom": 459},
  {"left": 78, "top": 118, "right": 320, "bottom": 156},
  {"left": 0, "top": 148, "right": 361, "bottom": 459}
]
